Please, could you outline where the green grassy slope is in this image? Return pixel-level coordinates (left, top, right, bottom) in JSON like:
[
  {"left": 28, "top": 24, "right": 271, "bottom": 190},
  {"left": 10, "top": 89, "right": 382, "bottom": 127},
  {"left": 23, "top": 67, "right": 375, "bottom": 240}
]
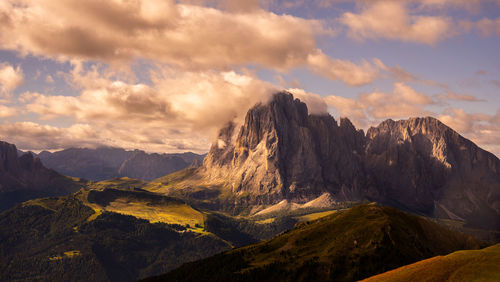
[
  {"left": 361, "top": 243, "right": 500, "bottom": 282},
  {"left": 144, "top": 204, "right": 484, "bottom": 282},
  {"left": 0, "top": 194, "right": 231, "bottom": 282},
  {"left": 81, "top": 187, "right": 206, "bottom": 232},
  {"left": 86, "top": 177, "right": 150, "bottom": 191}
]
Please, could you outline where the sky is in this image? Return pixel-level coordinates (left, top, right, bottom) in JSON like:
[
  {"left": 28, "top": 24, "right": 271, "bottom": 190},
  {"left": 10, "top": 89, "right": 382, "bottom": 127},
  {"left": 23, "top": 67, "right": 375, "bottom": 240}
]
[{"left": 0, "top": 0, "right": 499, "bottom": 156}]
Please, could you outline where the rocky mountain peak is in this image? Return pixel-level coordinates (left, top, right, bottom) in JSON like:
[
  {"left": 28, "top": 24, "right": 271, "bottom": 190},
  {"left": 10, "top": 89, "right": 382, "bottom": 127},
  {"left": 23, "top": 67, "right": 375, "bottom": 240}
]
[
  {"left": 195, "top": 92, "right": 500, "bottom": 229},
  {"left": 0, "top": 140, "right": 85, "bottom": 211},
  {"left": 202, "top": 91, "right": 366, "bottom": 203}
]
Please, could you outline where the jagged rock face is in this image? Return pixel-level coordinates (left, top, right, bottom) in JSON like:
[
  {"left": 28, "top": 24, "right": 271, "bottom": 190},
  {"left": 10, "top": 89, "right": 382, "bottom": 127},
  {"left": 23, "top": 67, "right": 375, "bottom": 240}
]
[
  {"left": 202, "top": 92, "right": 368, "bottom": 203},
  {"left": 1, "top": 141, "right": 56, "bottom": 192},
  {"left": 0, "top": 141, "right": 83, "bottom": 211},
  {"left": 201, "top": 92, "right": 500, "bottom": 229},
  {"left": 365, "top": 118, "right": 500, "bottom": 229}
]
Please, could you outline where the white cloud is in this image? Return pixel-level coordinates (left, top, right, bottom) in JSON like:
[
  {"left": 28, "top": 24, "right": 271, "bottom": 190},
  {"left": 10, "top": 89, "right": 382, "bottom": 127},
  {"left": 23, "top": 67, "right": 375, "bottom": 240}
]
[
  {"left": 340, "top": 1, "right": 452, "bottom": 45},
  {"left": 438, "top": 108, "right": 500, "bottom": 157},
  {"left": 323, "top": 82, "right": 435, "bottom": 127},
  {"left": 307, "top": 49, "right": 380, "bottom": 86},
  {"left": 0, "top": 62, "right": 24, "bottom": 97},
  {"left": 0, "top": 0, "right": 389, "bottom": 86}
]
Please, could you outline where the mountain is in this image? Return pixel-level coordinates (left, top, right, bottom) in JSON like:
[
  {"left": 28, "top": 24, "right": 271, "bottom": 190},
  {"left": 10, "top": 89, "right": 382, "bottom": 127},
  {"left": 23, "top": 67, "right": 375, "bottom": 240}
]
[
  {"left": 365, "top": 117, "right": 500, "bottom": 230},
  {"left": 201, "top": 93, "right": 366, "bottom": 205},
  {"left": 161, "top": 92, "right": 500, "bottom": 230},
  {"left": 144, "top": 204, "right": 484, "bottom": 282},
  {"left": 38, "top": 147, "right": 205, "bottom": 181},
  {"left": 0, "top": 181, "right": 307, "bottom": 281},
  {"left": 0, "top": 141, "right": 85, "bottom": 211},
  {"left": 0, "top": 192, "right": 231, "bottom": 282},
  {"left": 361, "top": 243, "right": 500, "bottom": 282}
]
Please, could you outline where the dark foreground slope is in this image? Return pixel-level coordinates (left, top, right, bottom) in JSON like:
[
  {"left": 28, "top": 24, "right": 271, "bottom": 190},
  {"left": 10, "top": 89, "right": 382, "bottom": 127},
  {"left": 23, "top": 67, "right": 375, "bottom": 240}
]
[
  {"left": 0, "top": 193, "right": 230, "bottom": 282},
  {"left": 0, "top": 141, "right": 85, "bottom": 211},
  {"left": 144, "top": 204, "right": 483, "bottom": 282},
  {"left": 362, "top": 243, "right": 500, "bottom": 282}
]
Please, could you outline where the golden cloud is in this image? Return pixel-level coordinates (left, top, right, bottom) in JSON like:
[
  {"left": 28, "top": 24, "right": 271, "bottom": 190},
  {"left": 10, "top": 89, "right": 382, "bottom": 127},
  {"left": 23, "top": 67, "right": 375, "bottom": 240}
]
[
  {"left": 14, "top": 63, "right": 276, "bottom": 152},
  {"left": 0, "top": 62, "right": 24, "bottom": 97},
  {"left": 340, "top": 1, "right": 452, "bottom": 45}
]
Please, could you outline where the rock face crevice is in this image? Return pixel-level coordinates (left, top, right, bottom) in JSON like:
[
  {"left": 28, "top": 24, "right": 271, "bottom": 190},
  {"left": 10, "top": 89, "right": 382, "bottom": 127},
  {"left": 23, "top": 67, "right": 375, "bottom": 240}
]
[{"left": 200, "top": 92, "right": 500, "bottom": 229}]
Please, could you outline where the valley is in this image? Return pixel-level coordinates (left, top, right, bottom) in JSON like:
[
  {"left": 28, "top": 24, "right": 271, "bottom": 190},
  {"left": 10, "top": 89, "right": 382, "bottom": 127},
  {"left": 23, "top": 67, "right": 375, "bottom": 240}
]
[{"left": 1, "top": 92, "right": 499, "bottom": 281}]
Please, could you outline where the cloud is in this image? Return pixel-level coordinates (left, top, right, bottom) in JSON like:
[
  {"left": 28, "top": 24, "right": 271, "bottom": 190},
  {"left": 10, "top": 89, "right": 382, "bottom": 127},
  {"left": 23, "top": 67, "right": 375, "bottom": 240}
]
[
  {"left": 0, "top": 104, "right": 16, "bottom": 118},
  {"left": 435, "top": 90, "right": 483, "bottom": 103},
  {"left": 475, "top": 70, "right": 486, "bottom": 75},
  {"left": 320, "top": 82, "right": 435, "bottom": 127},
  {"left": 491, "top": 80, "right": 500, "bottom": 88},
  {"left": 17, "top": 63, "right": 276, "bottom": 152},
  {"left": 288, "top": 83, "right": 436, "bottom": 128},
  {"left": 287, "top": 88, "right": 328, "bottom": 115},
  {"left": 307, "top": 50, "right": 380, "bottom": 86},
  {"left": 45, "top": 75, "right": 54, "bottom": 84},
  {"left": 0, "top": 122, "right": 100, "bottom": 151},
  {"left": 0, "top": 120, "right": 219, "bottom": 153},
  {"left": 340, "top": 1, "right": 452, "bottom": 45},
  {"left": 0, "top": 0, "right": 385, "bottom": 86},
  {"left": 287, "top": 85, "right": 500, "bottom": 157},
  {"left": 0, "top": 62, "right": 24, "bottom": 97},
  {"left": 467, "top": 17, "right": 500, "bottom": 37},
  {"left": 373, "top": 58, "right": 418, "bottom": 82},
  {"left": 0, "top": 0, "right": 315, "bottom": 68},
  {"left": 438, "top": 108, "right": 500, "bottom": 157}
]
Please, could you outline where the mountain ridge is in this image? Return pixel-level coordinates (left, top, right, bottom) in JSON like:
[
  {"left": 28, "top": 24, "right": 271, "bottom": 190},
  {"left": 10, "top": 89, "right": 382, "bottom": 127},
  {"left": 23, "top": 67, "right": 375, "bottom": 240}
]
[
  {"left": 162, "top": 91, "right": 500, "bottom": 230},
  {"left": 38, "top": 147, "right": 205, "bottom": 181},
  {"left": 0, "top": 141, "right": 85, "bottom": 211},
  {"left": 144, "top": 204, "right": 484, "bottom": 282}
]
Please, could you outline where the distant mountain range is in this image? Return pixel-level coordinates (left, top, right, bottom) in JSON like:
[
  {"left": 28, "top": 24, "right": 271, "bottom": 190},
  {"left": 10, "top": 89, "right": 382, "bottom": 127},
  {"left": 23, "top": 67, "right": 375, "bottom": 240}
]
[
  {"left": 0, "top": 141, "right": 85, "bottom": 211},
  {"left": 162, "top": 92, "right": 500, "bottom": 231},
  {"left": 37, "top": 147, "right": 205, "bottom": 181}
]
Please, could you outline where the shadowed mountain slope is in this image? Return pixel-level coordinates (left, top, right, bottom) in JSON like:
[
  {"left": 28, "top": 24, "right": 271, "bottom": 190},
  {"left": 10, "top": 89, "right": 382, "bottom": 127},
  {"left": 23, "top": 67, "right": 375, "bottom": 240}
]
[
  {"left": 0, "top": 192, "right": 231, "bottom": 282},
  {"left": 144, "top": 204, "right": 483, "bottom": 282},
  {"left": 0, "top": 141, "right": 85, "bottom": 211}
]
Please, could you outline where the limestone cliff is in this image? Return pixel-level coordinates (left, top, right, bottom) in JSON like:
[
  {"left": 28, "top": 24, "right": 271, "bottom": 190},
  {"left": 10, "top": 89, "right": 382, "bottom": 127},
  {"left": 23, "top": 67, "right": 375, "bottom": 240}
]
[
  {"left": 365, "top": 117, "right": 500, "bottom": 229},
  {"left": 201, "top": 92, "right": 369, "bottom": 204},
  {"left": 197, "top": 92, "right": 500, "bottom": 230}
]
